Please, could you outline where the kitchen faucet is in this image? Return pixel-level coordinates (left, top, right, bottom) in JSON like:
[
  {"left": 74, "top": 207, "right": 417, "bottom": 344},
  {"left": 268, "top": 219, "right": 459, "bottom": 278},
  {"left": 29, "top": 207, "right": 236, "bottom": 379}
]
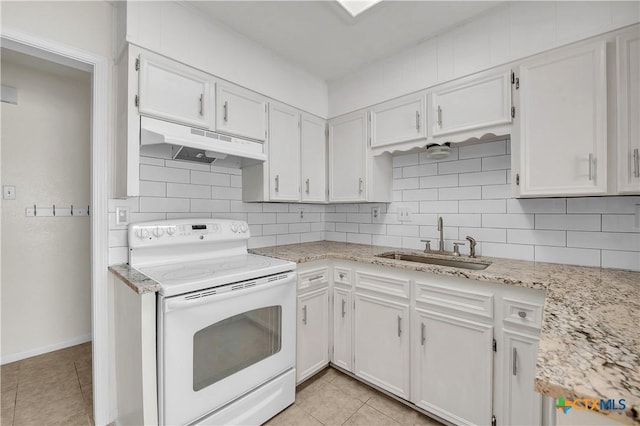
[{"left": 437, "top": 216, "right": 445, "bottom": 252}]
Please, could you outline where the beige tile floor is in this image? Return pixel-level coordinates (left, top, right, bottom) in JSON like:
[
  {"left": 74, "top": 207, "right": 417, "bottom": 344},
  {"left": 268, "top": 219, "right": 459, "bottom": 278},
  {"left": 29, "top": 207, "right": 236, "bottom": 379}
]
[
  {"left": 267, "top": 368, "right": 444, "bottom": 426},
  {"left": 1, "top": 342, "right": 93, "bottom": 426},
  {"left": 1, "top": 343, "right": 443, "bottom": 426}
]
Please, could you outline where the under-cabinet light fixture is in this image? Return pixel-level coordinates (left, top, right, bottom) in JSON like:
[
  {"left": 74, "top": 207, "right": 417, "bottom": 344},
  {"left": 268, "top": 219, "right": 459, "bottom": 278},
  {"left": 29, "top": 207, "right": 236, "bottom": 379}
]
[{"left": 425, "top": 143, "right": 451, "bottom": 160}]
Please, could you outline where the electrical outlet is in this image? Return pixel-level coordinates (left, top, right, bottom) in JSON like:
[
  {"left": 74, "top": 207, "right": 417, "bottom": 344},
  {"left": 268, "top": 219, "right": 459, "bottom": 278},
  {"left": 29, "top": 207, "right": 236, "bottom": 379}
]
[
  {"left": 116, "top": 207, "right": 130, "bottom": 226},
  {"left": 372, "top": 207, "right": 381, "bottom": 223},
  {"left": 3, "top": 185, "right": 16, "bottom": 200},
  {"left": 397, "top": 206, "right": 412, "bottom": 222}
]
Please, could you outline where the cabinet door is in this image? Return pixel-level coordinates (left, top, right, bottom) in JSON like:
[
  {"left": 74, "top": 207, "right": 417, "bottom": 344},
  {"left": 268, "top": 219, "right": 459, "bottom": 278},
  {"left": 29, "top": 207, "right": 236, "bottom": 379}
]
[
  {"left": 301, "top": 114, "right": 327, "bottom": 203},
  {"left": 215, "top": 84, "right": 267, "bottom": 141},
  {"left": 502, "top": 330, "right": 541, "bottom": 426},
  {"left": 332, "top": 286, "right": 352, "bottom": 371},
  {"left": 432, "top": 70, "right": 511, "bottom": 137},
  {"left": 328, "top": 112, "right": 367, "bottom": 202},
  {"left": 515, "top": 42, "right": 607, "bottom": 196},
  {"left": 617, "top": 32, "right": 640, "bottom": 194},
  {"left": 371, "top": 94, "right": 427, "bottom": 148},
  {"left": 296, "top": 287, "right": 329, "bottom": 383},
  {"left": 269, "top": 103, "right": 300, "bottom": 201},
  {"left": 354, "top": 292, "right": 409, "bottom": 399},
  {"left": 413, "top": 309, "right": 493, "bottom": 426},
  {"left": 138, "top": 56, "right": 212, "bottom": 129}
]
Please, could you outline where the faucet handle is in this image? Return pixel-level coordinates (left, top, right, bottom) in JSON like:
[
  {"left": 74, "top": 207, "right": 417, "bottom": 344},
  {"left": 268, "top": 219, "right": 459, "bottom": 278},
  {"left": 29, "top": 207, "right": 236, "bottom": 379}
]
[
  {"left": 420, "top": 239, "right": 431, "bottom": 252},
  {"left": 465, "top": 236, "right": 477, "bottom": 258},
  {"left": 453, "top": 242, "right": 465, "bottom": 256}
]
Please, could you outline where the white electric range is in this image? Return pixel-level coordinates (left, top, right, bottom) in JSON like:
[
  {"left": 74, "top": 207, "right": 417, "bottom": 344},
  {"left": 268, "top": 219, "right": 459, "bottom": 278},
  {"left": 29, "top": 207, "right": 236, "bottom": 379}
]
[{"left": 129, "top": 218, "right": 297, "bottom": 426}]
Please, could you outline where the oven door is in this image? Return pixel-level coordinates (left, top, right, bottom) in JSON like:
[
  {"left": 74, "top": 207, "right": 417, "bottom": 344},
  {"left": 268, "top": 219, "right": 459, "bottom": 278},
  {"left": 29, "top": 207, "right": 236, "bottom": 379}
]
[{"left": 158, "top": 272, "right": 296, "bottom": 426}]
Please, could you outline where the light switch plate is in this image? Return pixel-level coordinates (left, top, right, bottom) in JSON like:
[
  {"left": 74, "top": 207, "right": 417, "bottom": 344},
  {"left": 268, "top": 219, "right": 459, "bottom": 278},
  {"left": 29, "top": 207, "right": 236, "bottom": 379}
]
[
  {"left": 398, "top": 206, "right": 412, "bottom": 222},
  {"left": 116, "top": 207, "right": 130, "bottom": 226},
  {"left": 372, "top": 207, "right": 381, "bottom": 223},
  {"left": 3, "top": 185, "right": 16, "bottom": 200}
]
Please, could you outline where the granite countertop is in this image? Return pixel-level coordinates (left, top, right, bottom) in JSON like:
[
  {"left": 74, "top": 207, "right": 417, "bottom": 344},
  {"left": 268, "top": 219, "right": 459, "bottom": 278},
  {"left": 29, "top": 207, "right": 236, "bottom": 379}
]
[
  {"left": 108, "top": 264, "right": 161, "bottom": 295},
  {"left": 250, "top": 241, "right": 640, "bottom": 424}
]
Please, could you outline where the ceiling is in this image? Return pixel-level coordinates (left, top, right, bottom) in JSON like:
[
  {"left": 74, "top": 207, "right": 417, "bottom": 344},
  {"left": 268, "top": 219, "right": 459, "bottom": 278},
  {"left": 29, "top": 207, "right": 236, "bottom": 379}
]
[{"left": 188, "top": 1, "right": 501, "bottom": 81}]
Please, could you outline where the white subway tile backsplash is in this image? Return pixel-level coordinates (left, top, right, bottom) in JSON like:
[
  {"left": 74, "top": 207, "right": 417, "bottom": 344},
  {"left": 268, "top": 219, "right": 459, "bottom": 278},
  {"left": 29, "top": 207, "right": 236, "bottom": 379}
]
[
  {"left": 336, "top": 222, "right": 359, "bottom": 233},
  {"left": 393, "top": 153, "right": 419, "bottom": 167},
  {"left": 346, "top": 213, "right": 372, "bottom": 223},
  {"left": 359, "top": 224, "right": 387, "bottom": 235},
  {"left": 348, "top": 233, "right": 371, "bottom": 245},
  {"left": 393, "top": 178, "right": 420, "bottom": 190},
  {"left": 481, "top": 155, "right": 511, "bottom": 171},
  {"left": 459, "top": 227, "right": 506, "bottom": 243},
  {"left": 325, "top": 231, "right": 347, "bottom": 242},
  {"left": 507, "top": 198, "right": 566, "bottom": 214},
  {"left": 140, "top": 197, "right": 190, "bottom": 213},
  {"left": 459, "top": 141, "right": 506, "bottom": 159},
  {"left": 387, "top": 224, "right": 420, "bottom": 237},
  {"left": 263, "top": 203, "right": 290, "bottom": 213},
  {"left": 481, "top": 184, "right": 511, "bottom": 200},
  {"left": 403, "top": 188, "right": 438, "bottom": 201},
  {"left": 459, "top": 170, "right": 506, "bottom": 187},
  {"left": 289, "top": 223, "right": 311, "bottom": 233},
  {"left": 438, "top": 158, "right": 482, "bottom": 175},
  {"left": 277, "top": 212, "right": 301, "bottom": 223},
  {"left": 438, "top": 213, "right": 482, "bottom": 227},
  {"left": 191, "top": 170, "right": 231, "bottom": 186},
  {"left": 402, "top": 163, "right": 438, "bottom": 178},
  {"left": 438, "top": 186, "right": 481, "bottom": 200},
  {"left": 534, "top": 246, "right": 601, "bottom": 267},
  {"left": 212, "top": 186, "right": 242, "bottom": 200},
  {"left": 230, "top": 175, "right": 243, "bottom": 188},
  {"left": 139, "top": 156, "right": 165, "bottom": 166},
  {"left": 108, "top": 230, "right": 127, "bottom": 247},
  {"left": 166, "top": 183, "right": 211, "bottom": 199},
  {"left": 277, "top": 233, "right": 301, "bottom": 245},
  {"left": 459, "top": 200, "right": 506, "bottom": 214},
  {"left": 567, "top": 196, "right": 640, "bottom": 214},
  {"left": 568, "top": 231, "right": 640, "bottom": 251},
  {"left": 109, "top": 247, "right": 129, "bottom": 265},
  {"left": 482, "top": 213, "right": 534, "bottom": 229},
  {"left": 420, "top": 174, "right": 459, "bottom": 188},
  {"left": 190, "top": 199, "right": 230, "bottom": 213},
  {"left": 140, "top": 164, "right": 190, "bottom": 183},
  {"left": 230, "top": 201, "right": 263, "bottom": 213},
  {"left": 263, "top": 224, "right": 289, "bottom": 235},
  {"left": 248, "top": 213, "right": 277, "bottom": 224},
  {"left": 601, "top": 250, "right": 640, "bottom": 271},
  {"left": 140, "top": 180, "right": 167, "bottom": 197},
  {"left": 508, "top": 229, "right": 566, "bottom": 246},
  {"left": 419, "top": 226, "right": 459, "bottom": 241},
  {"left": 165, "top": 159, "right": 211, "bottom": 171},
  {"left": 535, "top": 214, "right": 601, "bottom": 231},
  {"left": 419, "top": 200, "right": 459, "bottom": 213},
  {"left": 602, "top": 215, "right": 640, "bottom": 233},
  {"left": 481, "top": 243, "right": 534, "bottom": 261},
  {"left": 301, "top": 232, "right": 325, "bottom": 243},
  {"left": 248, "top": 235, "right": 277, "bottom": 249}
]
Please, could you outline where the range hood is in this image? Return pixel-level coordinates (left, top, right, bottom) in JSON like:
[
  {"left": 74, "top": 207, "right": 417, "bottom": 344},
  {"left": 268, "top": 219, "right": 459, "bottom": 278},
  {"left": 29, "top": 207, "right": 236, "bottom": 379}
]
[{"left": 139, "top": 116, "right": 266, "bottom": 167}]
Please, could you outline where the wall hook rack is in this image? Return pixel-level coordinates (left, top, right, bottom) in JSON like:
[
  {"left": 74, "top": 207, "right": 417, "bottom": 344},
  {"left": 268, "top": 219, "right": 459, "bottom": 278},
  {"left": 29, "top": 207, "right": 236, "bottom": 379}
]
[{"left": 25, "top": 204, "right": 90, "bottom": 218}]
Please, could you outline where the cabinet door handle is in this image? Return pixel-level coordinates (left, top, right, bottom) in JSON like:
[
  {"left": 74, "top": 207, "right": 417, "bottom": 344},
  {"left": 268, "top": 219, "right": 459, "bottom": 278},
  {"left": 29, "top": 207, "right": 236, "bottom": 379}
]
[
  {"left": 275, "top": 175, "right": 279, "bottom": 193},
  {"left": 341, "top": 299, "right": 346, "bottom": 318},
  {"left": 339, "top": 272, "right": 345, "bottom": 280},
  {"left": 512, "top": 347, "right": 518, "bottom": 376},
  {"left": 518, "top": 311, "right": 527, "bottom": 319},
  {"left": 588, "top": 153, "right": 594, "bottom": 181},
  {"left": 421, "top": 322, "right": 426, "bottom": 346},
  {"left": 199, "top": 94, "right": 204, "bottom": 116},
  {"left": 223, "top": 101, "right": 229, "bottom": 122},
  {"left": 397, "top": 316, "right": 402, "bottom": 337},
  {"left": 358, "top": 178, "right": 363, "bottom": 195},
  {"left": 437, "top": 105, "right": 442, "bottom": 127},
  {"left": 302, "top": 305, "right": 307, "bottom": 325},
  {"left": 416, "top": 111, "right": 420, "bottom": 132},
  {"left": 308, "top": 274, "right": 323, "bottom": 282},
  {"left": 634, "top": 148, "right": 639, "bottom": 178},
  {"left": 305, "top": 178, "right": 310, "bottom": 194}
]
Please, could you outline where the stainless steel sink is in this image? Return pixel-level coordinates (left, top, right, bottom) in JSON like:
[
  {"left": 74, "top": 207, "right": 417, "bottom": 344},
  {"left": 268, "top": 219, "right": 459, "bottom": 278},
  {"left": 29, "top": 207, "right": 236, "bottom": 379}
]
[{"left": 376, "top": 252, "right": 491, "bottom": 270}]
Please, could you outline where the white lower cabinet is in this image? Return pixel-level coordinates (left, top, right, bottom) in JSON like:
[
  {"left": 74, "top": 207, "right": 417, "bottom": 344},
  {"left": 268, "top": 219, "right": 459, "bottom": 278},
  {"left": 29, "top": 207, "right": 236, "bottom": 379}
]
[
  {"left": 413, "top": 309, "right": 494, "bottom": 426},
  {"left": 354, "top": 291, "right": 410, "bottom": 399},
  {"left": 332, "top": 286, "right": 352, "bottom": 371},
  {"left": 296, "top": 286, "right": 329, "bottom": 384}
]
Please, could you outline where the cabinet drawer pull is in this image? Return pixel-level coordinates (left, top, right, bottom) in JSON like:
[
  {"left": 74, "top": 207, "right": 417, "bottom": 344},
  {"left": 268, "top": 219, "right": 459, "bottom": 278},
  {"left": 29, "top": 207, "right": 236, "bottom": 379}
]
[
  {"left": 416, "top": 111, "right": 420, "bottom": 132},
  {"left": 305, "top": 178, "right": 310, "bottom": 194},
  {"left": 421, "top": 322, "right": 426, "bottom": 346},
  {"left": 341, "top": 299, "right": 346, "bottom": 318},
  {"left": 223, "top": 101, "right": 229, "bottom": 122},
  {"left": 302, "top": 305, "right": 307, "bottom": 325},
  {"left": 588, "top": 153, "right": 594, "bottom": 181},
  {"left": 397, "top": 316, "right": 402, "bottom": 337},
  {"left": 275, "top": 175, "right": 279, "bottom": 193},
  {"left": 518, "top": 311, "right": 527, "bottom": 319},
  {"left": 512, "top": 347, "right": 518, "bottom": 376},
  {"left": 339, "top": 272, "right": 345, "bottom": 280},
  {"left": 308, "top": 275, "right": 323, "bottom": 282},
  {"left": 634, "top": 148, "right": 639, "bottom": 178},
  {"left": 437, "top": 105, "right": 442, "bottom": 127},
  {"left": 199, "top": 94, "right": 204, "bottom": 116}
]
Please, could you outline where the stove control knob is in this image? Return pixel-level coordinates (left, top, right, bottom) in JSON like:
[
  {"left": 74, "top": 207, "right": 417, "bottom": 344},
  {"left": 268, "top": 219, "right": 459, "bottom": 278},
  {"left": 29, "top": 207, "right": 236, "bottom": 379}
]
[
  {"left": 230, "top": 223, "right": 239, "bottom": 233},
  {"left": 153, "top": 227, "right": 164, "bottom": 238},
  {"left": 240, "top": 223, "right": 248, "bottom": 233},
  {"left": 166, "top": 227, "right": 176, "bottom": 236},
  {"left": 136, "top": 228, "right": 149, "bottom": 239}
]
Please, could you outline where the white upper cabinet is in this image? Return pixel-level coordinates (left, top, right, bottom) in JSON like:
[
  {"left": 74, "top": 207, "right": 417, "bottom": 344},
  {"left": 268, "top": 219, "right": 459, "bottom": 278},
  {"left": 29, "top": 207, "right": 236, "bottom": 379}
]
[
  {"left": 268, "top": 103, "right": 300, "bottom": 201},
  {"left": 329, "top": 111, "right": 368, "bottom": 202},
  {"left": 616, "top": 31, "right": 640, "bottom": 194},
  {"left": 215, "top": 84, "right": 267, "bottom": 141},
  {"left": 300, "top": 114, "right": 327, "bottom": 203},
  {"left": 513, "top": 41, "right": 608, "bottom": 197},
  {"left": 431, "top": 70, "right": 512, "bottom": 139},
  {"left": 370, "top": 93, "right": 427, "bottom": 148},
  {"left": 138, "top": 55, "right": 212, "bottom": 129}
]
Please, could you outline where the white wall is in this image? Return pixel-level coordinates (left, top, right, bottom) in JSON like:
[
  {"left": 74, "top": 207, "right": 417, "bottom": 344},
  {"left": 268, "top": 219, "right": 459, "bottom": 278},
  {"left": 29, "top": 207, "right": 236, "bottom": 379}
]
[
  {"left": 1, "top": 54, "right": 92, "bottom": 361},
  {"left": 324, "top": 140, "right": 640, "bottom": 271},
  {"left": 108, "top": 158, "right": 327, "bottom": 265},
  {"left": 328, "top": 1, "right": 640, "bottom": 117},
  {"left": 125, "top": 1, "right": 329, "bottom": 118}
]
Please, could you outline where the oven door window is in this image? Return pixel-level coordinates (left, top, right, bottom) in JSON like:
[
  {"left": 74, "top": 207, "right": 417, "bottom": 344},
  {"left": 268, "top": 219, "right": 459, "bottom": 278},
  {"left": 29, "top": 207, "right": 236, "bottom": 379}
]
[{"left": 193, "top": 305, "right": 282, "bottom": 391}]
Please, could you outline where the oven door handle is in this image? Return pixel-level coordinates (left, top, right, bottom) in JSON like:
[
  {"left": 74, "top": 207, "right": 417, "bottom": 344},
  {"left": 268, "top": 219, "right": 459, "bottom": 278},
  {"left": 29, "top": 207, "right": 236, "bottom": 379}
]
[{"left": 164, "top": 275, "right": 295, "bottom": 312}]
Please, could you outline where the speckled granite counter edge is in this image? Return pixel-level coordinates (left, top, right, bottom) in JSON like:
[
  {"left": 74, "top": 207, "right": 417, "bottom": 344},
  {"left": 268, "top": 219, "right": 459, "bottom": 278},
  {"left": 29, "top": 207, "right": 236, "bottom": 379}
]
[{"left": 108, "top": 264, "right": 161, "bottom": 295}]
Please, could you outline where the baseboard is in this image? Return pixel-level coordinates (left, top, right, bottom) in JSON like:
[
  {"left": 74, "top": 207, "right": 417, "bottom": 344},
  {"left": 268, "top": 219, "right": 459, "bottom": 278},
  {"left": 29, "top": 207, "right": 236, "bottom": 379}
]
[{"left": 1, "top": 333, "right": 92, "bottom": 365}]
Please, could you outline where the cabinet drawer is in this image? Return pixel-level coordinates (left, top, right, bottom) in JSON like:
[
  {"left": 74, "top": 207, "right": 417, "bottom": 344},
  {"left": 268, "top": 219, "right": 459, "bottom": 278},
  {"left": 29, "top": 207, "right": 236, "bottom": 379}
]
[
  {"left": 503, "top": 298, "right": 542, "bottom": 330},
  {"left": 355, "top": 271, "right": 410, "bottom": 299},
  {"left": 298, "top": 267, "right": 329, "bottom": 290},
  {"left": 415, "top": 280, "right": 494, "bottom": 321},
  {"left": 333, "top": 267, "right": 351, "bottom": 286}
]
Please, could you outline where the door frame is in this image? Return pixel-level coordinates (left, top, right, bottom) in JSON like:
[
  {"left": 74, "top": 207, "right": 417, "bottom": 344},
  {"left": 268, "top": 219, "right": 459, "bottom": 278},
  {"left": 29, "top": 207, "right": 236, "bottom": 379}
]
[{"left": 1, "top": 28, "right": 110, "bottom": 425}]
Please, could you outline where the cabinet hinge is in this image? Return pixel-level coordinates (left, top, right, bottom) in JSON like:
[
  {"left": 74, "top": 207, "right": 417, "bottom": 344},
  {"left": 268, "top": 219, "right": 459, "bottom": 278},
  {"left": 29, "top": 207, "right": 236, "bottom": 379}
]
[
  {"left": 135, "top": 57, "right": 140, "bottom": 71},
  {"left": 511, "top": 106, "right": 516, "bottom": 118},
  {"left": 516, "top": 173, "right": 520, "bottom": 186},
  {"left": 491, "top": 415, "right": 497, "bottom": 426},
  {"left": 492, "top": 339, "right": 497, "bottom": 352},
  {"left": 511, "top": 71, "right": 519, "bottom": 89},
  {"left": 134, "top": 95, "right": 139, "bottom": 107}
]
